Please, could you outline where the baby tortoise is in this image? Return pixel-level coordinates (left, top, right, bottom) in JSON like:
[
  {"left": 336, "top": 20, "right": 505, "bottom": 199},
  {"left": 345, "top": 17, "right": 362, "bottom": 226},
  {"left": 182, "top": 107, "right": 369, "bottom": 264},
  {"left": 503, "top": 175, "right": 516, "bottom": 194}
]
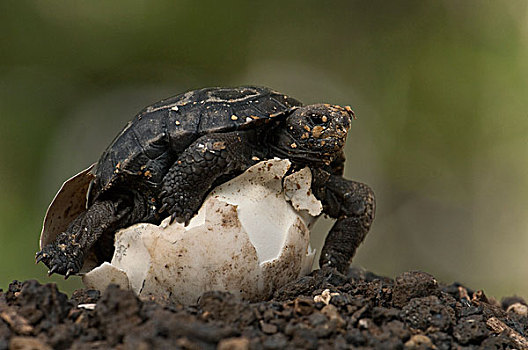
[{"left": 36, "top": 86, "right": 375, "bottom": 278}]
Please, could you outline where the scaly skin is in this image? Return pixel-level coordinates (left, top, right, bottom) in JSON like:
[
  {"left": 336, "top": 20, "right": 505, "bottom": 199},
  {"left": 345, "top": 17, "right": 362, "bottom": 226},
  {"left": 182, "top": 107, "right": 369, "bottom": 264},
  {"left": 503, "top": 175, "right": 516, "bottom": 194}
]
[
  {"left": 159, "top": 131, "right": 259, "bottom": 224},
  {"left": 312, "top": 171, "right": 376, "bottom": 273},
  {"left": 36, "top": 199, "right": 129, "bottom": 278}
]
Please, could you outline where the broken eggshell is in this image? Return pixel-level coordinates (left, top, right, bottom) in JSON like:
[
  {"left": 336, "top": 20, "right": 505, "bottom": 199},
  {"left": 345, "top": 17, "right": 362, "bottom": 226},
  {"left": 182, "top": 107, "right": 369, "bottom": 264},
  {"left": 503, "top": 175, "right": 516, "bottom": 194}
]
[
  {"left": 83, "top": 159, "right": 321, "bottom": 304},
  {"left": 40, "top": 164, "right": 94, "bottom": 249},
  {"left": 41, "top": 159, "right": 322, "bottom": 304},
  {"left": 39, "top": 164, "right": 100, "bottom": 273}
]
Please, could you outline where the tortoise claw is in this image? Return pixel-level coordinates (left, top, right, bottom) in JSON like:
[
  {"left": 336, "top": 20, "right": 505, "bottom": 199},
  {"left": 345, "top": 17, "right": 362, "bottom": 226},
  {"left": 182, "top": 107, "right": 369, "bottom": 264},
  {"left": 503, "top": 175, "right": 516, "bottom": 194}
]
[
  {"left": 48, "top": 265, "right": 58, "bottom": 277},
  {"left": 37, "top": 241, "right": 84, "bottom": 277},
  {"left": 159, "top": 203, "right": 168, "bottom": 214},
  {"left": 169, "top": 211, "right": 192, "bottom": 226},
  {"left": 169, "top": 212, "right": 178, "bottom": 224},
  {"left": 184, "top": 214, "right": 191, "bottom": 227},
  {"left": 35, "top": 251, "right": 46, "bottom": 265}
]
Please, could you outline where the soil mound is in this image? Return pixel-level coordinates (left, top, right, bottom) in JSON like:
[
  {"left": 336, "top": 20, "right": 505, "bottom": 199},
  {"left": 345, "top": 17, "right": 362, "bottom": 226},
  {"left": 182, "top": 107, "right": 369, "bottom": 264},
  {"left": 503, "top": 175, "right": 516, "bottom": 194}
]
[{"left": 1, "top": 268, "right": 526, "bottom": 349}]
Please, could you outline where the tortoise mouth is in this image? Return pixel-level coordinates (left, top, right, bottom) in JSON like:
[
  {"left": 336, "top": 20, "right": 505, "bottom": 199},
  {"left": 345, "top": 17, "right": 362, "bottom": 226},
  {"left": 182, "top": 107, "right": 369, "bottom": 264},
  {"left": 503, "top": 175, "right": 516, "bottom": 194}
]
[{"left": 268, "top": 143, "right": 333, "bottom": 166}]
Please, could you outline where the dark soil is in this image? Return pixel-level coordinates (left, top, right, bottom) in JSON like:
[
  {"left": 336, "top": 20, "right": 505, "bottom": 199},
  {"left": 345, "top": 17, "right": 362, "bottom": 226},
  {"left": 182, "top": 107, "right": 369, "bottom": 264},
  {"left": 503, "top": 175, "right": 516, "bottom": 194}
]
[{"left": 1, "top": 267, "right": 527, "bottom": 349}]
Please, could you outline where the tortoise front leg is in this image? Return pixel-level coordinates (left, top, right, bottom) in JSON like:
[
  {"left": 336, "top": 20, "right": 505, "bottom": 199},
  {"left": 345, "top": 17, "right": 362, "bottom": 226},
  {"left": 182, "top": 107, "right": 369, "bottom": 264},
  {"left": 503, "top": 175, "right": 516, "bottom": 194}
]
[
  {"left": 159, "top": 131, "right": 258, "bottom": 225},
  {"left": 314, "top": 174, "right": 376, "bottom": 273},
  {"left": 36, "top": 199, "right": 130, "bottom": 278}
]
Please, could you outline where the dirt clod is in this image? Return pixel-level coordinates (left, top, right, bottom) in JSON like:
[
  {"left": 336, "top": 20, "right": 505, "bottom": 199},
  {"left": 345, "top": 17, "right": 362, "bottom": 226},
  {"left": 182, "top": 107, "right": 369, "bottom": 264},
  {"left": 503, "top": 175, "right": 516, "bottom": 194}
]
[
  {"left": 404, "top": 334, "right": 433, "bottom": 350},
  {"left": 392, "top": 271, "right": 439, "bottom": 307},
  {"left": 0, "top": 268, "right": 526, "bottom": 349},
  {"left": 9, "top": 336, "right": 52, "bottom": 350}
]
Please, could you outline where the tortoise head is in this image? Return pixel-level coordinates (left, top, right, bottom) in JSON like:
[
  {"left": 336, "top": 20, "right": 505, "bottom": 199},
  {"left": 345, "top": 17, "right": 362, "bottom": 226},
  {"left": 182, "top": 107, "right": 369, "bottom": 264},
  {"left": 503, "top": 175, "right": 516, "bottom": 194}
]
[{"left": 270, "top": 104, "right": 354, "bottom": 165}]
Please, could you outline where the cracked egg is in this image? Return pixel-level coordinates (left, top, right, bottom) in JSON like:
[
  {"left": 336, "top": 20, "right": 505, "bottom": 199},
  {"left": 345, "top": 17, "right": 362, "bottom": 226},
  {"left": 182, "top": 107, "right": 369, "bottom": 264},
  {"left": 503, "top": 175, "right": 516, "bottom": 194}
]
[{"left": 41, "top": 159, "right": 322, "bottom": 304}]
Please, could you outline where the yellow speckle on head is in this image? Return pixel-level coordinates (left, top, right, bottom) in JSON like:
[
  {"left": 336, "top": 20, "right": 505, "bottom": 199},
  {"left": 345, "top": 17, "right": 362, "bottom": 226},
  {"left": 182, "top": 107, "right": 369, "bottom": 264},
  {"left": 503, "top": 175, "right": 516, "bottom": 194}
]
[
  {"left": 231, "top": 115, "right": 238, "bottom": 120},
  {"left": 301, "top": 132, "right": 309, "bottom": 139},
  {"left": 250, "top": 115, "right": 259, "bottom": 120},
  {"left": 303, "top": 125, "right": 311, "bottom": 132},
  {"left": 322, "top": 115, "right": 328, "bottom": 123},
  {"left": 144, "top": 170, "right": 151, "bottom": 177},
  {"left": 175, "top": 120, "right": 181, "bottom": 125},
  {"left": 312, "top": 125, "right": 324, "bottom": 138},
  {"left": 251, "top": 156, "right": 260, "bottom": 161},
  {"left": 290, "top": 143, "right": 297, "bottom": 148},
  {"left": 213, "top": 141, "right": 227, "bottom": 150}
]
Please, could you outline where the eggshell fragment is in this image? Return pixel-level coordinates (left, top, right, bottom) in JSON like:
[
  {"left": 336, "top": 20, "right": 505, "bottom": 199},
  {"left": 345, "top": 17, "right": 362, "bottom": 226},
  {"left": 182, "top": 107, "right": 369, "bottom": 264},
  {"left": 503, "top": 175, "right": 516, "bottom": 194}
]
[
  {"left": 284, "top": 166, "right": 323, "bottom": 216},
  {"left": 40, "top": 164, "right": 95, "bottom": 249},
  {"left": 40, "top": 164, "right": 101, "bottom": 272},
  {"left": 82, "top": 159, "right": 322, "bottom": 304}
]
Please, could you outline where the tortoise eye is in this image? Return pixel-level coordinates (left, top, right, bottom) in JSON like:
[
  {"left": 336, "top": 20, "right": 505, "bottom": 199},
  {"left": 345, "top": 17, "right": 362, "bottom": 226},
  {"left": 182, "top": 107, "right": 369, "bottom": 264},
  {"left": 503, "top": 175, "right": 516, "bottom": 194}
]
[{"left": 309, "top": 113, "right": 326, "bottom": 125}]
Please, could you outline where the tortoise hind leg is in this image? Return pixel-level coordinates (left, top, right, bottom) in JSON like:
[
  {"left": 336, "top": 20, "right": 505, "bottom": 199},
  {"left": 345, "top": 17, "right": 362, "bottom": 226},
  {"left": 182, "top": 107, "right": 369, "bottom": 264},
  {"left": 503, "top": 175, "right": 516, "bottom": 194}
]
[
  {"left": 36, "top": 198, "right": 131, "bottom": 278},
  {"left": 315, "top": 174, "right": 376, "bottom": 273}
]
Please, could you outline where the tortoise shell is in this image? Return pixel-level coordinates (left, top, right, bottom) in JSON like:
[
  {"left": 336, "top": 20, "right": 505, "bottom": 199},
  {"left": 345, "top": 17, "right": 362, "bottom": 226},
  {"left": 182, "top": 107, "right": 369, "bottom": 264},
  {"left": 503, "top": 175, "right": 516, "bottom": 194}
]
[{"left": 88, "top": 86, "right": 302, "bottom": 205}]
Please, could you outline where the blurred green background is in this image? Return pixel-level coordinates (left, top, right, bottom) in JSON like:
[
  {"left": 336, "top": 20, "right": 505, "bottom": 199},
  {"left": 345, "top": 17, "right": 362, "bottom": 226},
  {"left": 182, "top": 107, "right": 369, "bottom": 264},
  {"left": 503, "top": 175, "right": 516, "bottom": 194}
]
[{"left": 1, "top": 1, "right": 527, "bottom": 299}]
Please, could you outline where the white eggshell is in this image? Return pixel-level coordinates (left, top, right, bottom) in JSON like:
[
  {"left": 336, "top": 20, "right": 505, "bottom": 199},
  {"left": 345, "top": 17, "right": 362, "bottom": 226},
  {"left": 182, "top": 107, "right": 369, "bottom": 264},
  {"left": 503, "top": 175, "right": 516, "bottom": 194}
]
[{"left": 82, "top": 159, "right": 321, "bottom": 304}]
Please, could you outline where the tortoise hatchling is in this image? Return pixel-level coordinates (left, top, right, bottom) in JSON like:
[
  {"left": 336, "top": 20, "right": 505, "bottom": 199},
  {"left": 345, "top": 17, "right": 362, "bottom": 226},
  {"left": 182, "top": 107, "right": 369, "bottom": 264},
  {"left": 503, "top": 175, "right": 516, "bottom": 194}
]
[{"left": 36, "top": 86, "right": 376, "bottom": 278}]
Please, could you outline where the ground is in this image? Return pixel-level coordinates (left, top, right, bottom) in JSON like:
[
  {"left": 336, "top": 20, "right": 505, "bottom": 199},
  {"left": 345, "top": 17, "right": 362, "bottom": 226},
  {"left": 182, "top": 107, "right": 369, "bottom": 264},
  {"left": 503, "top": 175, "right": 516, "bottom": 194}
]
[{"left": 1, "top": 267, "right": 527, "bottom": 349}]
